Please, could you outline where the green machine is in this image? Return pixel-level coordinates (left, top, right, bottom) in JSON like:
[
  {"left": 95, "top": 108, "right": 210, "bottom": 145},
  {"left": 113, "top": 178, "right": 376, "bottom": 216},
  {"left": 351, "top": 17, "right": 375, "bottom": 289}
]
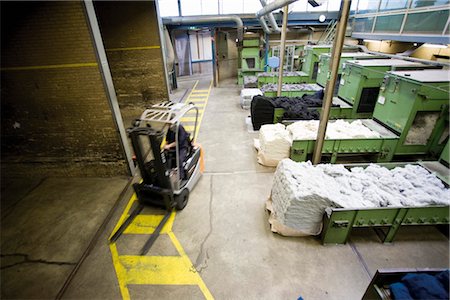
[
  {"left": 301, "top": 44, "right": 358, "bottom": 83},
  {"left": 321, "top": 161, "right": 449, "bottom": 245},
  {"left": 373, "top": 69, "right": 449, "bottom": 158},
  {"left": 338, "top": 59, "right": 434, "bottom": 119},
  {"left": 316, "top": 52, "right": 385, "bottom": 90},
  {"left": 257, "top": 71, "right": 309, "bottom": 87},
  {"left": 290, "top": 119, "right": 399, "bottom": 163},
  {"left": 238, "top": 38, "right": 263, "bottom": 85}
]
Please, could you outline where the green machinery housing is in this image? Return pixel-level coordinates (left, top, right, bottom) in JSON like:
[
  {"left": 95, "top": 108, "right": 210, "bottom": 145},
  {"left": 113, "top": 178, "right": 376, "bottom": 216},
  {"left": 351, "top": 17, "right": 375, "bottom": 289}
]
[
  {"left": 289, "top": 69, "right": 449, "bottom": 164},
  {"left": 316, "top": 52, "right": 385, "bottom": 92},
  {"left": 373, "top": 69, "right": 449, "bottom": 157},
  {"left": 338, "top": 59, "right": 435, "bottom": 119},
  {"left": 321, "top": 150, "right": 449, "bottom": 245},
  {"left": 238, "top": 37, "right": 263, "bottom": 85},
  {"left": 257, "top": 71, "right": 309, "bottom": 87},
  {"left": 301, "top": 44, "right": 358, "bottom": 83}
]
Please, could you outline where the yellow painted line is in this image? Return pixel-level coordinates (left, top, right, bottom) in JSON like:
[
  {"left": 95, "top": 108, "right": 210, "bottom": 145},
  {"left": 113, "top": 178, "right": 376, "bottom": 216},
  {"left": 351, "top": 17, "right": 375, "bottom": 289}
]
[
  {"left": 193, "top": 89, "right": 209, "bottom": 92},
  {"left": 106, "top": 46, "right": 161, "bottom": 52},
  {"left": 183, "top": 125, "right": 195, "bottom": 132},
  {"left": 168, "top": 232, "right": 214, "bottom": 300},
  {"left": 1, "top": 62, "right": 98, "bottom": 71},
  {"left": 121, "top": 256, "right": 200, "bottom": 285},
  {"left": 180, "top": 117, "right": 197, "bottom": 122},
  {"left": 110, "top": 244, "right": 132, "bottom": 300},
  {"left": 124, "top": 213, "right": 176, "bottom": 235},
  {"left": 191, "top": 79, "right": 213, "bottom": 142}
]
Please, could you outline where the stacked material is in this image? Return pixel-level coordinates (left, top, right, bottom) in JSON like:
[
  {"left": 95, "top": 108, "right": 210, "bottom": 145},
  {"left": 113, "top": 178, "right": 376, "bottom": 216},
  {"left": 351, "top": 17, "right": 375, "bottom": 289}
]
[
  {"left": 260, "top": 83, "right": 322, "bottom": 93},
  {"left": 243, "top": 76, "right": 258, "bottom": 88},
  {"left": 287, "top": 120, "right": 381, "bottom": 140},
  {"left": 270, "top": 159, "right": 450, "bottom": 235},
  {"left": 257, "top": 71, "right": 305, "bottom": 77},
  {"left": 240, "top": 88, "right": 263, "bottom": 109},
  {"left": 256, "top": 124, "right": 292, "bottom": 167}
]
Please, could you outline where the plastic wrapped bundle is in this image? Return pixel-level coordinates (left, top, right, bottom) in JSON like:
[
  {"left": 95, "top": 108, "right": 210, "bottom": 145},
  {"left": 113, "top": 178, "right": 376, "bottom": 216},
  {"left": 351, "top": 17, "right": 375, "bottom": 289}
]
[{"left": 256, "top": 124, "right": 292, "bottom": 167}]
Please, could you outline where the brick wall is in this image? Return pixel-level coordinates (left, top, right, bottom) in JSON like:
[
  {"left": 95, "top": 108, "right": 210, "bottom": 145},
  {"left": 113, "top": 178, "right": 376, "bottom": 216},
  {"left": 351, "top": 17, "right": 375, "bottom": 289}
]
[
  {"left": 94, "top": 1, "right": 169, "bottom": 122},
  {"left": 1, "top": 1, "right": 128, "bottom": 177}
]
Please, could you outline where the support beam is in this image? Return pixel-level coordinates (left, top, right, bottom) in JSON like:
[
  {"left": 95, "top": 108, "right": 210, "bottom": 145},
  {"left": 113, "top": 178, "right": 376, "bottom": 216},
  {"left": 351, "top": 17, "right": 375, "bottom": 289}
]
[
  {"left": 276, "top": 5, "right": 289, "bottom": 96},
  {"left": 312, "top": 0, "right": 352, "bottom": 164}
]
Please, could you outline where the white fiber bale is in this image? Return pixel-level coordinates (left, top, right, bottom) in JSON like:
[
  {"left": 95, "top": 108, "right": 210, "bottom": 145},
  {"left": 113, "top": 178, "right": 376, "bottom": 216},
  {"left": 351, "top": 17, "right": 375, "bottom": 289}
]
[
  {"left": 286, "top": 119, "right": 381, "bottom": 140},
  {"left": 257, "top": 124, "right": 292, "bottom": 167},
  {"left": 270, "top": 159, "right": 450, "bottom": 236}
]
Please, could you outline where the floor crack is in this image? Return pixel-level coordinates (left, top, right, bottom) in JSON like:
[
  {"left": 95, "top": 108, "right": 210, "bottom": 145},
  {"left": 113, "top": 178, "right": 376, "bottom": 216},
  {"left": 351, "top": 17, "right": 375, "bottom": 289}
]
[
  {"left": 1, "top": 253, "right": 77, "bottom": 270},
  {"left": 194, "top": 176, "right": 214, "bottom": 273}
]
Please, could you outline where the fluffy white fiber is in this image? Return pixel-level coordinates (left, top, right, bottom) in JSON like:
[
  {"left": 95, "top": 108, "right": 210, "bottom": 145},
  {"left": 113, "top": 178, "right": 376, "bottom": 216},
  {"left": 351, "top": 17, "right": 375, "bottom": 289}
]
[
  {"left": 270, "top": 159, "right": 450, "bottom": 235},
  {"left": 256, "top": 124, "right": 292, "bottom": 167},
  {"left": 287, "top": 120, "right": 381, "bottom": 140}
]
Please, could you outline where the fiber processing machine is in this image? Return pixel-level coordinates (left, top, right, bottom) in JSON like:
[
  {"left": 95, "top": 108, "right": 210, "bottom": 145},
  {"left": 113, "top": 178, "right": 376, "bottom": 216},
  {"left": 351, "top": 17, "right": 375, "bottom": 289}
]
[
  {"left": 315, "top": 52, "right": 385, "bottom": 93},
  {"left": 338, "top": 59, "right": 436, "bottom": 119},
  {"left": 321, "top": 143, "right": 449, "bottom": 245},
  {"left": 289, "top": 69, "right": 449, "bottom": 163}
]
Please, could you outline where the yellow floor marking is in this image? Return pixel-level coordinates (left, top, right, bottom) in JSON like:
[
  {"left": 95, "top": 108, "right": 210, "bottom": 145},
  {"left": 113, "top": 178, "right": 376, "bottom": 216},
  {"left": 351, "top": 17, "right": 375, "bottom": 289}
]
[
  {"left": 1, "top": 62, "right": 98, "bottom": 71},
  {"left": 180, "top": 117, "right": 197, "bottom": 122},
  {"left": 110, "top": 78, "right": 213, "bottom": 300},
  {"left": 183, "top": 125, "right": 195, "bottom": 132},
  {"left": 124, "top": 213, "right": 175, "bottom": 235},
  {"left": 106, "top": 46, "right": 160, "bottom": 52}
]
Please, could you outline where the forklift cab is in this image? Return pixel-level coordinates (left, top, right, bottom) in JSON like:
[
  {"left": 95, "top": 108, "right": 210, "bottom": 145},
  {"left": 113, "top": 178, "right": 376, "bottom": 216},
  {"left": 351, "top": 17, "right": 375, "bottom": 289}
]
[{"left": 129, "top": 102, "right": 202, "bottom": 211}]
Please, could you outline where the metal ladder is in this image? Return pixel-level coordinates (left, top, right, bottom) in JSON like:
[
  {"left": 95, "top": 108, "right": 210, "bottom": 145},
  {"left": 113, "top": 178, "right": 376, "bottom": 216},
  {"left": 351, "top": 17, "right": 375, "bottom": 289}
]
[{"left": 318, "top": 20, "right": 337, "bottom": 44}]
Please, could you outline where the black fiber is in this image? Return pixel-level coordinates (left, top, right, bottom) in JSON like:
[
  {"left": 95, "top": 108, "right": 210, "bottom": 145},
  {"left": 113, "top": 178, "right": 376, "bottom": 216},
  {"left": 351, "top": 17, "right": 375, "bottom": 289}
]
[{"left": 250, "top": 89, "right": 336, "bottom": 130}]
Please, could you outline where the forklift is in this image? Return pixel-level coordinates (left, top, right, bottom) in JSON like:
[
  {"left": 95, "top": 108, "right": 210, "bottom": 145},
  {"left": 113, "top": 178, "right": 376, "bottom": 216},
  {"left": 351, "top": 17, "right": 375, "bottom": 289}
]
[{"left": 109, "top": 101, "right": 203, "bottom": 255}]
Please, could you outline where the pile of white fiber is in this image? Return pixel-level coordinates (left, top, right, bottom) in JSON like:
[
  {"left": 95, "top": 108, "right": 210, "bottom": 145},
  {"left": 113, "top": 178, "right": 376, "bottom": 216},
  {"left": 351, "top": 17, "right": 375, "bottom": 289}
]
[
  {"left": 270, "top": 159, "right": 450, "bottom": 235},
  {"left": 256, "top": 124, "right": 292, "bottom": 167},
  {"left": 287, "top": 120, "right": 381, "bottom": 140}
]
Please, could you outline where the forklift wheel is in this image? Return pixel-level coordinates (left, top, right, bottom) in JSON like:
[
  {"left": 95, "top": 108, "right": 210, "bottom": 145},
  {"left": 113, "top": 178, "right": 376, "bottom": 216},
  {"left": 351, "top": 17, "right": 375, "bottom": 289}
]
[{"left": 175, "top": 188, "right": 189, "bottom": 210}]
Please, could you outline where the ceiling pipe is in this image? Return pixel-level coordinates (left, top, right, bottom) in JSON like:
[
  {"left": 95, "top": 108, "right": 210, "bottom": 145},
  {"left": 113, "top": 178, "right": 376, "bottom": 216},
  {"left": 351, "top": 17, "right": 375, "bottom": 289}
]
[
  {"left": 259, "top": 16, "right": 272, "bottom": 34},
  {"left": 165, "top": 15, "right": 244, "bottom": 43},
  {"left": 255, "top": 0, "right": 298, "bottom": 19},
  {"left": 259, "top": 0, "right": 281, "bottom": 33}
]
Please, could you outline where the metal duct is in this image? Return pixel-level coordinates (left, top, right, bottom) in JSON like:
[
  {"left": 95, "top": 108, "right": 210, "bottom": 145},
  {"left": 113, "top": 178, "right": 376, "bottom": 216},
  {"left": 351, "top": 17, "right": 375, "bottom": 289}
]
[
  {"left": 164, "top": 15, "right": 244, "bottom": 43},
  {"left": 259, "top": 0, "right": 281, "bottom": 33},
  {"left": 255, "top": 0, "right": 298, "bottom": 18},
  {"left": 259, "top": 16, "right": 272, "bottom": 34}
]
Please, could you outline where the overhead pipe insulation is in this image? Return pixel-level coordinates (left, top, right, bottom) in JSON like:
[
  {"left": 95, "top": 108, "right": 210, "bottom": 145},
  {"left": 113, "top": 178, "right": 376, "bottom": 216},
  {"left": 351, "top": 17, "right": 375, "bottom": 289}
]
[{"left": 164, "top": 15, "right": 244, "bottom": 43}]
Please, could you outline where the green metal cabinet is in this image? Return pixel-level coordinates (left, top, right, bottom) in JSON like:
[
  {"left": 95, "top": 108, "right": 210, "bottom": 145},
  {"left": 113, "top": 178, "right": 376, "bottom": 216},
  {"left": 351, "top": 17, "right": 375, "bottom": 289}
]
[
  {"left": 257, "top": 71, "right": 309, "bottom": 87},
  {"left": 316, "top": 52, "right": 384, "bottom": 89},
  {"left": 373, "top": 69, "right": 450, "bottom": 157},
  {"left": 338, "top": 59, "right": 433, "bottom": 119}
]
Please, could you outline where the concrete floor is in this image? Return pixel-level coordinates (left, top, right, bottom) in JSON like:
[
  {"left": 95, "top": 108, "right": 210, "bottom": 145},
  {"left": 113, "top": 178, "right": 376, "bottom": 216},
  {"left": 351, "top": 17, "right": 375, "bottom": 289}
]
[{"left": 1, "top": 75, "right": 449, "bottom": 299}]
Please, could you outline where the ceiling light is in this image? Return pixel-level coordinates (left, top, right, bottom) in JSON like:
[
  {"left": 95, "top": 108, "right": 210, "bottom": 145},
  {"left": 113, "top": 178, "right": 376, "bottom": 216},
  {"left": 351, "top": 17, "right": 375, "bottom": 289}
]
[
  {"left": 319, "top": 15, "right": 326, "bottom": 22},
  {"left": 364, "top": 39, "right": 380, "bottom": 43}
]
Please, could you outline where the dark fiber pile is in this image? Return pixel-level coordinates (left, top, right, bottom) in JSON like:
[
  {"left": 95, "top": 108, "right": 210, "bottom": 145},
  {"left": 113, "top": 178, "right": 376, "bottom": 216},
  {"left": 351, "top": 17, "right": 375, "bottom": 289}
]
[{"left": 251, "top": 89, "right": 338, "bottom": 130}]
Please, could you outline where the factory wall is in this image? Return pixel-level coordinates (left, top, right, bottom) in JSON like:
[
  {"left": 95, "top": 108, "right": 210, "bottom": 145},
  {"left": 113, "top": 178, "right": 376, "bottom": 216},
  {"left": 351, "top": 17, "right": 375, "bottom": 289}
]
[
  {"left": 411, "top": 45, "right": 450, "bottom": 62},
  {"left": 363, "top": 40, "right": 413, "bottom": 54},
  {"left": 1, "top": 1, "right": 128, "bottom": 177},
  {"left": 93, "top": 1, "right": 168, "bottom": 122},
  {"left": 217, "top": 30, "right": 239, "bottom": 80}
]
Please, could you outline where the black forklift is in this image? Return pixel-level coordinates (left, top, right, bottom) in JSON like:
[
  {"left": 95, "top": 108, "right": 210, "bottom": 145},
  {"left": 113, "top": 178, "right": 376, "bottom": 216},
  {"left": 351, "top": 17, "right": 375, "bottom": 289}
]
[{"left": 109, "top": 102, "right": 203, "bottom": 255}]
